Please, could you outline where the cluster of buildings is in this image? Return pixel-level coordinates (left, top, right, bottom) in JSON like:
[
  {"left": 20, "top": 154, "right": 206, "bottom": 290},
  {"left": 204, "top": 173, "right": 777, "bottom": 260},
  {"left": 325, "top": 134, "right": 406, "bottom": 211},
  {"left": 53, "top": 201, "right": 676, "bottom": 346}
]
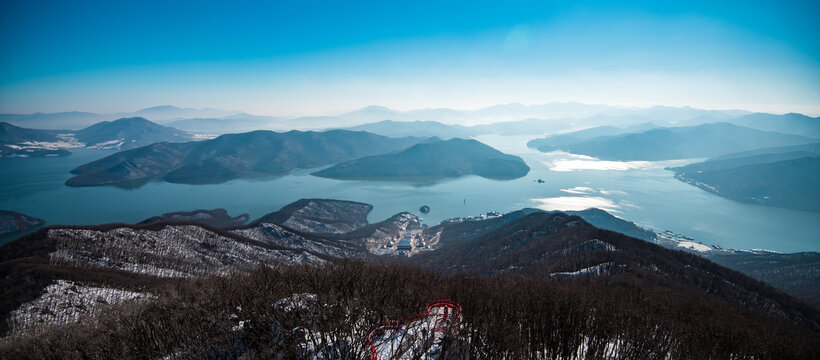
[
  {"left": 388, "top": 232, "right": 430, "bottom": 255},
  {"left": 373, "top": 211, "right": 505, "bottom": 256},
  {"left": 441, "top": 211, "right": 502, "bottom": 225}
]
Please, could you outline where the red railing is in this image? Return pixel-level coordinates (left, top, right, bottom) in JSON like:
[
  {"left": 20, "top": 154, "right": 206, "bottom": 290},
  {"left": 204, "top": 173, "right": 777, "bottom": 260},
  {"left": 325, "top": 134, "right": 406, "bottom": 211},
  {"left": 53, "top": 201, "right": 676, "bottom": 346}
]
[{"left": 366, "top": 299, "right": 462, "bottom": 360}]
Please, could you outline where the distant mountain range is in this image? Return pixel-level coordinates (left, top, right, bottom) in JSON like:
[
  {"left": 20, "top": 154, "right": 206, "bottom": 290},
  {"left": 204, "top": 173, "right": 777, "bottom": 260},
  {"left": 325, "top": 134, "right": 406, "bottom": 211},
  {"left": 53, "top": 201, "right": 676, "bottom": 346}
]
[
  {"left": 73, "top": 117, "right": 193, "bottom": 149},
  {"left": 526, "top": 122, "right": 658, "bottom": 151},
  {"left": 65, "top": 130, "right": 428, "bottom": 186},
  {"left": 0, "top": 112, "right": 111, "bottom": 130},
  {"left": 0, "top": 106, "right": 240, "bottom": 130},
  {"left": 528, "top": 122, "right": 818, "bottom": 161},
  {"left": 131, "top": 105, "right": 238, "bottom": 121},
  {"left": 339, "top": 108, "right": 818, "bottom": 140},
  {"left": 731, "top": 113, "right": 820, "bottom": 137},
  {"left": 345, "top": 120, "right": 479, "bottom": 139},
  {"left": 0, "top": 103, "right": 758, "bottom": 133},
  {"left": 0, "top": 117, "right": 196, "bottom": 157},
  {"left": 313, "top": 138, "right": 530, "bottom": 180},
  {"left": 343, "top": 117, "right": 582, "bottom": 138},
  {"left": 670, "top": 143, "right": 820, "bottom": 212},
  {"left": 4, "top": 104, "right": 816, "bottom": 145},
  {"left": 165, "top": 113, "right": 287, "bottom": 134}
]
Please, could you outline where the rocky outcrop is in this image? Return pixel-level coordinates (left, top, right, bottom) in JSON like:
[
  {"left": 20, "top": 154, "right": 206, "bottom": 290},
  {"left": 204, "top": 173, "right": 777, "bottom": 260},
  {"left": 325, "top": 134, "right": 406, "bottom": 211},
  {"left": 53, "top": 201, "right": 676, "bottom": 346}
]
[{"left": 252, "top": 199, "right": 373, "bottom": 234}]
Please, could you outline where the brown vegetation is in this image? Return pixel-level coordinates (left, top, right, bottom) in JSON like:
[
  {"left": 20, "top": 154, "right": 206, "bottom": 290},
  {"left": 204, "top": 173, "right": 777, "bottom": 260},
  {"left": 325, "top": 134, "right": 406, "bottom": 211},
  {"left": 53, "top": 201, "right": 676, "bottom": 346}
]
[{"left": 2, "top": 260, "right": 818, "bottom": 359}]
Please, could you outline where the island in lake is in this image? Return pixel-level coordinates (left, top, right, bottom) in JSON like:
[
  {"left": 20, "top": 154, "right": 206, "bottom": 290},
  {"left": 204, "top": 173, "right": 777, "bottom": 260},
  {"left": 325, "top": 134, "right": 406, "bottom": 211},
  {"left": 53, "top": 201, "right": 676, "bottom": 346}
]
[{"left": 312, "top": 138, "right": 530, "bottom": 180}]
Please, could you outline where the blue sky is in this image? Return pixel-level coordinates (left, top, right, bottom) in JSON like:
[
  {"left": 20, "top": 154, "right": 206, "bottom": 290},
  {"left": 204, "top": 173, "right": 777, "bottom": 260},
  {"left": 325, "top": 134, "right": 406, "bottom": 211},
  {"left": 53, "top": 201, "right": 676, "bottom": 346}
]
[{"left": 1, "top": 0, "right": 818, "bottom": 115}]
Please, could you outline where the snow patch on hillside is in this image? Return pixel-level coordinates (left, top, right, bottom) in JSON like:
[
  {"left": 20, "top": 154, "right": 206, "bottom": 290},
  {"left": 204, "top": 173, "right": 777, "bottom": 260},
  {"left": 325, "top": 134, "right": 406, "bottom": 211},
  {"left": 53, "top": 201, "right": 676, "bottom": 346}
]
[
  {"left": 5, "top": 280, "right": 151, "bottom": 339},
  {"left": 550, "top": 262, "right": 615, "bottom": 277},
  {"left": 677, "top": 241, "right": 712, "bottom": 252},
  {"left": 48, "top": 225, "right": 324, "bottom": 278},
  {"left": 87, "top": 139, "right": 125, "bottom": 149}
]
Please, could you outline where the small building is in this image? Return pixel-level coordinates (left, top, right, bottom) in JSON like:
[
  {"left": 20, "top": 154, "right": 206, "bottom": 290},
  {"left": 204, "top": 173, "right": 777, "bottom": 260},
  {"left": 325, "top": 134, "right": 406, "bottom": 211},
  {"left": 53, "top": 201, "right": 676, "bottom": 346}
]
[{"left": 397, "top": 239, "right": 412, "bottom": 252}]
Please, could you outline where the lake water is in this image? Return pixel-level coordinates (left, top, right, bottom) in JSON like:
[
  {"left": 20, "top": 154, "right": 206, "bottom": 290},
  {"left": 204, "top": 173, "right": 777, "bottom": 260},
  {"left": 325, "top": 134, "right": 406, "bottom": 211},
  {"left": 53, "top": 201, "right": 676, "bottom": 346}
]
[{"left": 1, "top": 137, "right": 819, "bottom": 252}]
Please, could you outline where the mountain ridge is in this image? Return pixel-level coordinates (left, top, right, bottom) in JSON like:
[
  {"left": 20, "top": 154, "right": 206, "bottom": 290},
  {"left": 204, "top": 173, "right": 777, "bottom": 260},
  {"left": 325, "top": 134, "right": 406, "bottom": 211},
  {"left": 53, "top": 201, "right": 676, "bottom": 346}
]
[
  {"left": 671, "top": 154, "right": 820, "bottom": 212},
  {"left": 66, "top": 130, "right": 428, "bottom": 186},
  {"left": 528, "top": 122, "right": 817, "bottom": 160}
]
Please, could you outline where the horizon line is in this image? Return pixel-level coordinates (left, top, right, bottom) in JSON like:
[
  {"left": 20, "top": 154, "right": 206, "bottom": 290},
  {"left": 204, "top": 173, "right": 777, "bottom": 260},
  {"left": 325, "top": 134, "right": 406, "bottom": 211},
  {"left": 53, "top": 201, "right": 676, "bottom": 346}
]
[{"left": 3, "top": 101, "right": 818, "bottom": 119}]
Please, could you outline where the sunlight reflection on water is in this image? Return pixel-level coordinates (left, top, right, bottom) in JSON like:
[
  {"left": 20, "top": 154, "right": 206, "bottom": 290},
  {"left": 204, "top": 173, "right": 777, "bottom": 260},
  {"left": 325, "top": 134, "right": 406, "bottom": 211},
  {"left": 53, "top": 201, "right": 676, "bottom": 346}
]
[{"left": 539, "top": 151, "right": 701, "bottom": 172}]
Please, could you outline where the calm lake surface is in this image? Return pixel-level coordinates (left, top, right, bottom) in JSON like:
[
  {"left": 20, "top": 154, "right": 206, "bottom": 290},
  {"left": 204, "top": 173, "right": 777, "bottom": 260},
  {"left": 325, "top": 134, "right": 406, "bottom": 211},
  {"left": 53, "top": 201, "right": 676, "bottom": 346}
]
[{"left": 2, "top": 136, "right": 819, "bottom": 252}]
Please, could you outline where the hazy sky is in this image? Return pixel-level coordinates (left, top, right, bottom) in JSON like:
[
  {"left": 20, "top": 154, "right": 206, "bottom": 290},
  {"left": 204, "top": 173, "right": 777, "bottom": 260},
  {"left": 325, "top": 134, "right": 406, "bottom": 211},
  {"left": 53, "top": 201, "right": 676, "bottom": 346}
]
[{"left": 1, "top": 0, "right": 818, "bottom": 116}]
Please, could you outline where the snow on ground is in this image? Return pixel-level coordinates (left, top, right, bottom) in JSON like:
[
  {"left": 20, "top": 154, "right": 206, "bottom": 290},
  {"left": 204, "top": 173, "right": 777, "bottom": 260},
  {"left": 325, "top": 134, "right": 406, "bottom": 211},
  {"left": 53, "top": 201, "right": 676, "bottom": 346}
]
[
  {"left": 550, "top": 262, "right": 615, "bottom": 277},
  {"left": 676, "top": 241, "right": 712, "bottom": 252},
  {"left": 20, "top": 138, "right": 84, "bottom": 150},
  {"left": 564, "top": 335, "right": 623, "bottom": 359},
  {"left": 368, "top": 301, "right": 462, "bottom": 360},
  {"left": 4, "top": 280, "right": 152, "bottom": 339},
  {"left": 270, "top": 295, "right": 463, "bottom": 359},
  {"left": 192, "top": 133, "right": 218, "bottom": 140},
  {"left": 749, "top": 248, "right": 782, "bottom": 254},
  {"left": 48, "top": 225, "right": 324, "bottom": 278},
  {"left": 87, "top": 139, "right": 124, "bottom": 149},
  {"left": 234, "top": 223, "right": 355, "bottom": 259}
]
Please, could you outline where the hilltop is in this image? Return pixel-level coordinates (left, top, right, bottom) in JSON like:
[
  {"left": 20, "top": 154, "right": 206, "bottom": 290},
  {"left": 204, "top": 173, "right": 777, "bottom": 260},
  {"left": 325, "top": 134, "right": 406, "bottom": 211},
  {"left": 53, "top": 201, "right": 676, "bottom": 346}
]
[{"left": 313, "top": 138, "right": 530, "bottom": 180}]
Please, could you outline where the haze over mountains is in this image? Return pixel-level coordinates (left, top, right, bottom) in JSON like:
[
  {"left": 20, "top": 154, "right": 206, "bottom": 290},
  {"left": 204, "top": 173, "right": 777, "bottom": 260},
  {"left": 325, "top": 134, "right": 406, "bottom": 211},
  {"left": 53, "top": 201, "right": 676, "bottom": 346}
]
[
  {"left": 0, "top": 117, "right": 196, "bottom": 157},
  {"left": 731, "top": 113, "right": 820, "bottom": 137},
  {"left": 346, "top": 120, "right": 479, "bottom": 139},
  {"left": 526, "top": 122, "right": 659, "bottom": 150},
  {"left": 0, "top": 102, "right": 762, "bottom": 133},
  {"left": 528, "top": 122, "right": 818, "bottom": 161},
  {"left": 0, "top": 106, "right": 239, "bottom": 130},
  {"left": 3, "top": 102, "right": 815, "bottom": 143}
]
